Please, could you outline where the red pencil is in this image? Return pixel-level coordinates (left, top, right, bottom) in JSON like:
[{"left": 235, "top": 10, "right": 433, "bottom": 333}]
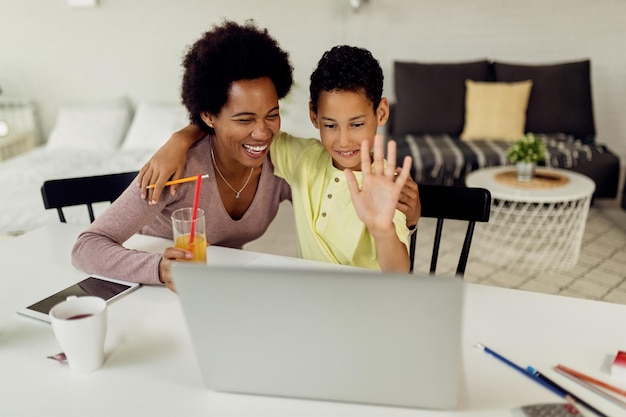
[{"left": 556, "top": 364, "right": 626, "bottom": 397}]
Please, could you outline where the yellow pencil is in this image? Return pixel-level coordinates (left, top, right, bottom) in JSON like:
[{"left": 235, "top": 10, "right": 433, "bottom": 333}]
[{"left": 146, "top": 174, "right": 209, "bottom": 189}]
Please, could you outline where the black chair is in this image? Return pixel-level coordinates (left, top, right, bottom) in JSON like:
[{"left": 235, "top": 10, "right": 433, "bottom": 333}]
[
  {"left": 41, "top": 171, "right": 139, "bottom": 223},
  {"left": 410, "top": 184, "right": 491, "bottom": 277}
]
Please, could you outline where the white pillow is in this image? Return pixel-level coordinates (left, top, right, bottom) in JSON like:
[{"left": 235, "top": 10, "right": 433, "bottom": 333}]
[
  {"left": 46, "top": 100, "right": 132, "bottom": 151},
  {"left": 121, "top": 102, "right": 189, "bottom": 151}
]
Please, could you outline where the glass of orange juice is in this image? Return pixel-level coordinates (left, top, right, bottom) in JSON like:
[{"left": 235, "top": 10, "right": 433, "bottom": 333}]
[{"left": 171, "top": 208, "right": 207, "bottom": 262}]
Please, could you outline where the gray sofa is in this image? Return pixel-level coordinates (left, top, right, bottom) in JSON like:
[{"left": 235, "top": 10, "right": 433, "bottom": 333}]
[{"left": 388, "top": 59, "right": 621, "bottom": 200}]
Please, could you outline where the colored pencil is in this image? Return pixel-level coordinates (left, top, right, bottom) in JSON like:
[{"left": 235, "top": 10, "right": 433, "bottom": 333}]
[
  {"left": 475, "top": 344, "right": 569, "bottom": 398},
  {"left": 146, "top": 173, "right": 209, "bottom": 189},
  {"left": 527, "top": 366, "right": 608, "bottom": 417},
  {"left": 554, "top": 367, "right": 626, "bottom": 410},
  {"left": 557, "top": 364, "right": 626, "bottom": 398}
]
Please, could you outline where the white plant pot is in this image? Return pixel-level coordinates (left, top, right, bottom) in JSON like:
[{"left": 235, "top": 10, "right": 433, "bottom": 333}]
[{"left": 516, "top": 162, "right": 535, "bottom": 182}]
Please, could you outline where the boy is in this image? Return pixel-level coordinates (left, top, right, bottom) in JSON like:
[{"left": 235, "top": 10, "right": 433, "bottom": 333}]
[{"left": 269, "top": 45, "right": 411, "bottom": 271}]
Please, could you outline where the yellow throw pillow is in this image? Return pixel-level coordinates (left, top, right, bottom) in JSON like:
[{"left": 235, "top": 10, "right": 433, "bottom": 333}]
[{"left": 460, "top": 80, "right": 533, "bottom": 141}]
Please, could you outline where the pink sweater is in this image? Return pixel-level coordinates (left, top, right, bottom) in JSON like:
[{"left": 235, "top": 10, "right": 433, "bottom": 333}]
[{"left": 71, "top": 137, "right": 291, "bottom": 285}]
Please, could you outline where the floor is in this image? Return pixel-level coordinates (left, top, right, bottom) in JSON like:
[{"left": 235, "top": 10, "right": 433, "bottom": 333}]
[
  {"left": 245, "top": 196, "right": 626, "bottom": 305},
  {"left": 413, "top": 199, "right": 626, "bottom": 304}
]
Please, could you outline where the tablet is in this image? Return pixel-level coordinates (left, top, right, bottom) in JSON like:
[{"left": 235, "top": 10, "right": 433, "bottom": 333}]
[{"left": 17, "top": 275, "right": 141, "bottom": 323}]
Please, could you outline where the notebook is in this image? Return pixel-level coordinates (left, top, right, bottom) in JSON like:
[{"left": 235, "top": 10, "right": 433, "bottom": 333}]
[{"left": 171, "top": 263, "right": 465, "bottom": 410}]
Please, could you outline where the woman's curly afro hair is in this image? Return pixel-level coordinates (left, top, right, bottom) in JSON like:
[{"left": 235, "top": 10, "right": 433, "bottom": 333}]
[{"left": 181, "top": 20, "right": 294, "bottom": 131}]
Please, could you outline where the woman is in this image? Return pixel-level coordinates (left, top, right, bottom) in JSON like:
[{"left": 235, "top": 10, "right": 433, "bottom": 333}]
[
  {"left": 73, "top": 20, "right": 419, "bottom": 291},
  {"left": 72, "top": 21, "right": 293, "bottom": 291}
]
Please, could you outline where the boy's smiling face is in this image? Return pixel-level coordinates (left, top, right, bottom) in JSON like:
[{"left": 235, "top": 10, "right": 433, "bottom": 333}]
[{"left": 309, "top": 89, "right": 388, "bottom": 171}]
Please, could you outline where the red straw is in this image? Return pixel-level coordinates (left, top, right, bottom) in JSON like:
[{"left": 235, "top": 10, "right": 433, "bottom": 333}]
[{"left": 188, "top": 174, "right": 202, "bottom": 244}]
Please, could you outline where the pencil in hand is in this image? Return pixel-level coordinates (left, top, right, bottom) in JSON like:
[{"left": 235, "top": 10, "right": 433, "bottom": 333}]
[{"left": 146, "top": 174, "right": 209, "bottom": 189}]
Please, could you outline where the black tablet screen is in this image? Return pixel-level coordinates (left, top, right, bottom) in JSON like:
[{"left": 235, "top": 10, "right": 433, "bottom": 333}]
[{"left": 27, "top": 277, "right": 131, "bottom": 314}]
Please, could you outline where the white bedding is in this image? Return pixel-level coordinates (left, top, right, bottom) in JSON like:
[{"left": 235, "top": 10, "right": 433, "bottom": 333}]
[
  {"left": 1, "top": 147, "right": 155, "bottom": 234},
  {"left": 0, "top": 100, "right": 189, "bottom": 235}
]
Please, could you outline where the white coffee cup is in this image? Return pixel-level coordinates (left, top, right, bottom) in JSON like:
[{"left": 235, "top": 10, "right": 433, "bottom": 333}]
[{"left": 49, "top": 295, "right": 107, "bottom": 373}]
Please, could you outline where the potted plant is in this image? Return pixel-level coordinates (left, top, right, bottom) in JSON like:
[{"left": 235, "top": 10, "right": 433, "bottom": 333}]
[{"left": 506, "top": 133, "right": 547, "bottom": 181}]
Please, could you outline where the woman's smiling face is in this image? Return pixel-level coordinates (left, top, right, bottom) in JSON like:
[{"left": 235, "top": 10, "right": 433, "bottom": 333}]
[{"left": 202, "top": 77, "right": 281, "bottom": 171}]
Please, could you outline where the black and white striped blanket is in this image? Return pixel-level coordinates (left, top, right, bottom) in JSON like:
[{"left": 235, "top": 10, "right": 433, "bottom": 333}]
[{"left": 392, "top": 133, "right": 606, "bottom": 186}]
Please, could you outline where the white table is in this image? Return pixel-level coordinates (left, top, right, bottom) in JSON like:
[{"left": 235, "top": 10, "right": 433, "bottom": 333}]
[
  {"left": 466, "top": 166, "right": 596, "bottom": 273},
  {"left": 1, "top": 223, "right": 623, "bottom": 417}
]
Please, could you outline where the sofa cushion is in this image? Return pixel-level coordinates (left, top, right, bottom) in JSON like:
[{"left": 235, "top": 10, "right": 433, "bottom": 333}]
[
  {"left": 393, "top": 60, "right": 491, "bottom": 136},
  {"left": 461, "top": 80, "right": 533, "bottom": 141},
  {"left": 493, "top": 60, "right": 595, "bottom": 141}
]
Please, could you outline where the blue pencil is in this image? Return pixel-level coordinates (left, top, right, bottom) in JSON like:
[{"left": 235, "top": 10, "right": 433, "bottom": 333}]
[{"left": 475, "top": 344, "right": 566, "bottom": 398}]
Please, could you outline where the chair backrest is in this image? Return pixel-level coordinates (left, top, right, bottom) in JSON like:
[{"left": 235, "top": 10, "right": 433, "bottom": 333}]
[
  {"left": 410, "top": 184, "right": 491, "bottom": 277},
  {"left": 41, "top": 171, "right": 139, "bottom": 223}
]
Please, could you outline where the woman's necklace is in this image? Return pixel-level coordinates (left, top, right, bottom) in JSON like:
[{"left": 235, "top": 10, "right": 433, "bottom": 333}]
[{"left": 210, "top": 145, "right": 254, "bottom": 200}]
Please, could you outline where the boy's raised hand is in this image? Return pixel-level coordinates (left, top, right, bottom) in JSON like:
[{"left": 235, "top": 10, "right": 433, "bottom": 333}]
[{"left": 344, "top": 134, "right": 412, "bottom": 238}]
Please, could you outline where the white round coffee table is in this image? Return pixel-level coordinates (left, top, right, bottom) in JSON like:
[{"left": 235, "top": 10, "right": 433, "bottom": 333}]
[{"left": 465, "top": 167, "right": 595, "bottom": 273}]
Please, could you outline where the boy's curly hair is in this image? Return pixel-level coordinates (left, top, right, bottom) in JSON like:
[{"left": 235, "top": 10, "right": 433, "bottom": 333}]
[
  {"left": 181, "top": 20, "right": 294, "bottom": 132},
  {"left": 309, "top": 45, "right": 383, "bottom": 114}
]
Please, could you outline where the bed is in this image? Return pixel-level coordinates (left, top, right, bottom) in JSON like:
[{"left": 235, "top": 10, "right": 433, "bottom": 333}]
[{"left": 0, "top": 100, "right": 189, "bottom": 236}]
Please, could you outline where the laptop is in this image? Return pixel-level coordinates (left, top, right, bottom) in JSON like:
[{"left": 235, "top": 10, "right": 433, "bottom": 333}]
[{"left": 171, "top": 263, "right": 465, "bottom": 410}]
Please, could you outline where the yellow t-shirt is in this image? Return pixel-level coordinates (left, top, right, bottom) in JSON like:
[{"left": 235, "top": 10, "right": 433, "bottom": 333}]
[{"left": 270, "top": 132, "right": 408, "bottom": 269}]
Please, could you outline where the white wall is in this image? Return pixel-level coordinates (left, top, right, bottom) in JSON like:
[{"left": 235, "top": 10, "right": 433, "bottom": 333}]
[{"left": 0, "top": 0, "right": 624, "bottom": 161}]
